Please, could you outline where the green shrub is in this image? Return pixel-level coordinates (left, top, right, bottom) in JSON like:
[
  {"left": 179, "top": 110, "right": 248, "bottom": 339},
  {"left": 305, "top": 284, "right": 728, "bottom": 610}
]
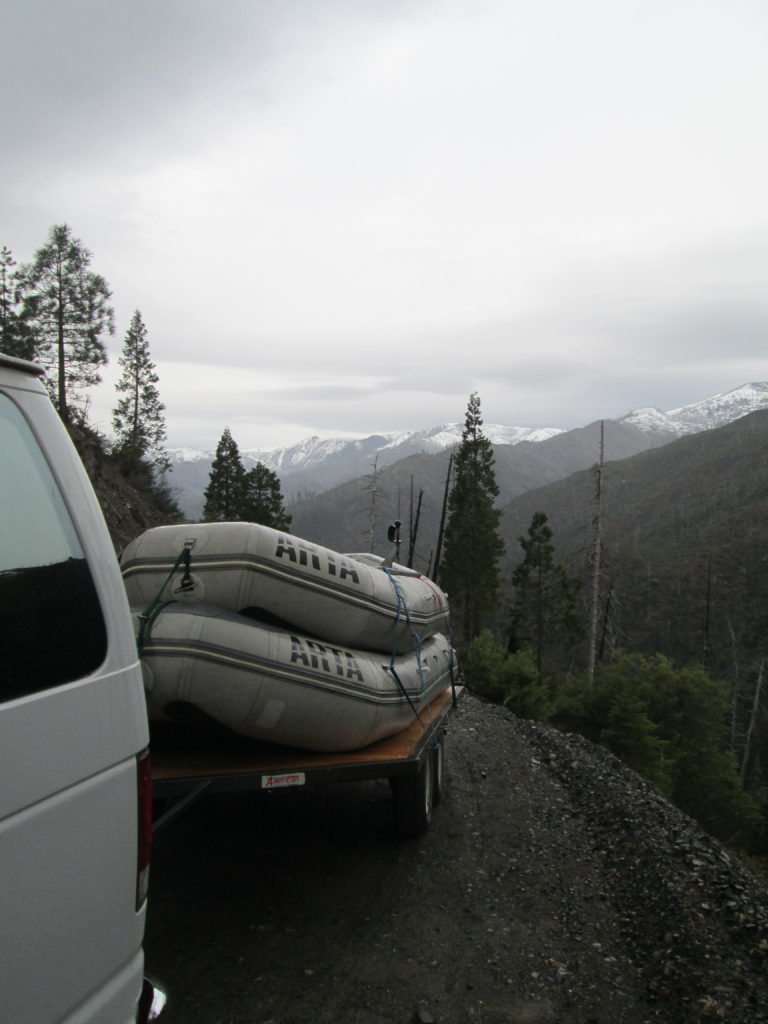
[
  {"left": 599, "top": 689, "right": 672, "bottom": 795},
  {"left": 464, "top": 631, "right": 551, "bottom": 721},
  {"left": 585, "top": 653, "right": 764, "bottom": 851}
]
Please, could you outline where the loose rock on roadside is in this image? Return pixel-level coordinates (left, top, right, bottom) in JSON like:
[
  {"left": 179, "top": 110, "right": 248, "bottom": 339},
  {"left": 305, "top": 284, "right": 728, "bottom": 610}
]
[{"left": 145, "top": 693, "right": 768, "bottom": 1024}]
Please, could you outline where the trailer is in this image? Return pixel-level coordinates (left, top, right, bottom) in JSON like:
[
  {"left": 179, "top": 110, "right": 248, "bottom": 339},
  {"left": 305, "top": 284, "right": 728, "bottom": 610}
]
[{"left": 150, "top": 685, "right": 461, "bottom": 837}]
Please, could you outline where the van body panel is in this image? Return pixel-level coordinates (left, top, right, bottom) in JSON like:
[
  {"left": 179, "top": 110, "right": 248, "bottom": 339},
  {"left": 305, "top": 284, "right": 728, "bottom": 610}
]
[
  {"left": 0, "top": 764, "right": 144, "bottom": 1024},
  {"left": 62, "top": 952, "right": 146, "bottom": 1024},
  {"left": 0, "top": 666, "right": 148, "bottom": 818},
  {"left": 0, "top": 354, "right": 151, "bottom": 1024}
]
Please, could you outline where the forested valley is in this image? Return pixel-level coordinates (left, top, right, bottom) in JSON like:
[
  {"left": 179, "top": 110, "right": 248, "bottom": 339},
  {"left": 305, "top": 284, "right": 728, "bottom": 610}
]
[
  {"left": 4, "top": 223, "right": 767, "bottom": 868},
  {"left": 290, "top": 406, "right": 768, "bottom": 864}
]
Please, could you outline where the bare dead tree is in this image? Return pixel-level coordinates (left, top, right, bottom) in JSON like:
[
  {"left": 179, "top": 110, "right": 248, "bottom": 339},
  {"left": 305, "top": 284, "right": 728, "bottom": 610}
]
[
  {"left": 727, "top": 616, "right": 742, "bottom": 756},
  {"left": 702, "top": 553, "right": 712, "bottom": 666},
  {"left": 598, "top": 575, "right": 613, "bottom": 662},
  {"left": 407, "top": 488, "right": 423, "bottom": 569},
  {"left": 740, "top": 660, "right": 765, "bottom": 786},
  {"left": 361, "top": 454, "right": 383, "bottom": 552},
  {"left": 432, "top": 452, "right": 453, "bottom": 579},
  {"left": 586, "top": 420, "right": 605, "bottom": 687}
]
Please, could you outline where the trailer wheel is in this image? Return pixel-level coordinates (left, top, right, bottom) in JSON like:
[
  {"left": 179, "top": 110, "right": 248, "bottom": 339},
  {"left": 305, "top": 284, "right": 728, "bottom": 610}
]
[
  {"left": 392, "top": 755, "right": 434, "bottom": 837},
  {"left": 431, "top": 737, "right": 444, "bottom": 805}
]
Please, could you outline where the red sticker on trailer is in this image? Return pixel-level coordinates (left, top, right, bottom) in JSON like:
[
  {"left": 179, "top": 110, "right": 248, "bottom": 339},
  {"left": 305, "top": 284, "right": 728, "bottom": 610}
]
[{"left": 261, "top": 772, "right": 306, "bottom": 789}]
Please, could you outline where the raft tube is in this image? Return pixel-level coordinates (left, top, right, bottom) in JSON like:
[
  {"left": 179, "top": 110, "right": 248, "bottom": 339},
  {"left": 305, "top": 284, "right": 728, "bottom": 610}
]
[
  {"left": 121, "top": 522, "right": 450, "bottom": 655},
  {"left": 135, "top": 603, "right": 456, "bottom": 752}
]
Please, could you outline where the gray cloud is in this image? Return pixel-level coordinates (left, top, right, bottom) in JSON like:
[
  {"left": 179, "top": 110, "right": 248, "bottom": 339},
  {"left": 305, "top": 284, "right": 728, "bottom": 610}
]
[{"left": 4, "top": 1, "right": 768, "bottom": 450}]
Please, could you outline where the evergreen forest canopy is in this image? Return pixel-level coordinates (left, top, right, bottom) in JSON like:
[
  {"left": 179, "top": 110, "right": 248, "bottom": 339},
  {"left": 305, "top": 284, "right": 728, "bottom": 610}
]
[
  {"left": 291, "top": 398, "right": 768, "bottom": 859},
  {"left": 203, "top": 427, "right": 291, "bottom": 530},
  {"left": 448, "top": 401, "right": 768, "bottom": 859},
  {"left": 1, "top": 225, "right": 177, "bottom": 514}
]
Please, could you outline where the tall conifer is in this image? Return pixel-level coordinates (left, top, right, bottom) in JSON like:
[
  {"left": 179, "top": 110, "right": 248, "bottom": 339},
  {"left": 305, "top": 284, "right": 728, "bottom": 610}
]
[
  {"left": 508, "top": 511, "right": 582, "bottom": 677},
  {"left": 439, "top": 392, "right": 504, "bottom": 648},
  {"left": 0, "top": 246, "right": 35, "bottom": 359},
  {"left": 15, "top": 224, "right": 114, "bottom": 423},
  {"left": 242, "top": 462, "right": 292, "bottom": 530},
  {"left": 112, "top": 310, "right": 169, "bottom": 471},
  {"left": 203, "top": 428, "right": 247, "bottom": 521}
]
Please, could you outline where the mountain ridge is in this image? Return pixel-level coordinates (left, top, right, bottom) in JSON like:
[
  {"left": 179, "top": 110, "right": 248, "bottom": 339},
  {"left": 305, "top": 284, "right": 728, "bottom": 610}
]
[
  {"left": 619, "top": 382, "right": 768, "bottom": 436},
  {"left": 165, "top": 382, "right": 768, "bottom": 520},
  {"left": 168, "top": 422, "right": 563, "bottom": 467},
  {"left": 495, "top": 407, "right": 768, "bottom": 681}
]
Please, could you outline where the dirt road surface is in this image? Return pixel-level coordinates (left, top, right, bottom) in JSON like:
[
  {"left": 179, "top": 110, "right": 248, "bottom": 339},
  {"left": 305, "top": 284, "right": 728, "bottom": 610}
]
[{"left": 144, "top": 694, "right": 768, "bottom": 1024}]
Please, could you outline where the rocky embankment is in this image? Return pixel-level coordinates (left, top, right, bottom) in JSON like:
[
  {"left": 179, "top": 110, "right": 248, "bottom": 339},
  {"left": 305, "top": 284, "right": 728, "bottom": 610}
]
[
  {"left": 144, "top": 693, "right": 768, "bottom": 1024},
  {"left": 71, "top": 424, "right": 175, "bottom": 552},
  {"left": 513, "top": 711, "right": 768, "bottom": 1021}
]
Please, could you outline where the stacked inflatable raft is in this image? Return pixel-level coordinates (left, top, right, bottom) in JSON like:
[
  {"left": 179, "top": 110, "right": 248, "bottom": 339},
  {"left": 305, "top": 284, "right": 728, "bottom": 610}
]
[{"left": 121, "top": 522, "right": 455, "bottom": 752}]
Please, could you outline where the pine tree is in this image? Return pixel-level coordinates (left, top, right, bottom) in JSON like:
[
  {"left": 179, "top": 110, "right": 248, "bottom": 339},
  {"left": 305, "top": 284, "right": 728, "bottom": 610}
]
[
  {"left": 438, "top": 392, "right": 504, "bottom": 648},
  {"left": 203, "top": 428, "right": 247, "bottom": 521},
  {"left": 242, "top": 462, "right": 292, "bottom": 530},
  {"left": 15, "top": 224, "right": 114, "bottom": 423},
  {"left": 509, "top": 511, "right": 582, "bottom": 677},
  {"left": 112, "top": 310, "right": 169, "bottom": 472},
  {"left": 0, "top": 246, "right": 35, "bottom": 359}
]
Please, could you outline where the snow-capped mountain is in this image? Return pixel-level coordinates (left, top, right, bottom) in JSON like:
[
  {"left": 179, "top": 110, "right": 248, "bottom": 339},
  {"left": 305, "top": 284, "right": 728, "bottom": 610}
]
[
  {"left": 620, "top": 382, "right": 768, "bottom": 437},
  {"left": 167, "top": 423, "right": 562, "bottom": 474},
  {"left": 372, "top": 423, "right": 563, "bottom": 453},
  {"left": 164, "top": 424, "right": 566, "bottom": 517},
  {"left": 165, "top": 383, "right": 768, "bottom": 519}
]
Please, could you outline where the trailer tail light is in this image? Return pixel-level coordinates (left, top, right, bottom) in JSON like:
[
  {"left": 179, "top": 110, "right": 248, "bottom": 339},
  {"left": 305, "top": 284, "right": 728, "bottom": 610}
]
[{"left": 136, "top": 749, "right": 153, "bottom": 910}]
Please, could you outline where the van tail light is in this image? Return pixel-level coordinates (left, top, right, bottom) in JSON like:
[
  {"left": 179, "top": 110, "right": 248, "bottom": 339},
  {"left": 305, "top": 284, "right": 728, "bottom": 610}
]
[{"left": 136, "top": 749, "right": 153, "bottom": 910}]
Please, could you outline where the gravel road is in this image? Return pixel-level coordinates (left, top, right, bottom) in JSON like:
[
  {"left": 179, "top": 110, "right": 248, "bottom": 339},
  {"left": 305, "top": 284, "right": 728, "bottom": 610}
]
[{"left": 144, "top": 694, "right": 768, "bottom": 1024}]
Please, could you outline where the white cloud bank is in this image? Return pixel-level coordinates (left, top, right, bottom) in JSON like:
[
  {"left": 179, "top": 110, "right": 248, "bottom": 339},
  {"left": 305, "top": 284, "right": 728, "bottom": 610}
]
[{"left": 3, "top": 0, "right": 768, "bottom": 448}]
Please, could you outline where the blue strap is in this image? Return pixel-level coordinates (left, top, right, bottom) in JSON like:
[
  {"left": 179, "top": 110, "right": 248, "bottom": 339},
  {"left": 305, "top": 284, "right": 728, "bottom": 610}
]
[{"left": 382, "top": 567, "right": 443, "bottom": 748}]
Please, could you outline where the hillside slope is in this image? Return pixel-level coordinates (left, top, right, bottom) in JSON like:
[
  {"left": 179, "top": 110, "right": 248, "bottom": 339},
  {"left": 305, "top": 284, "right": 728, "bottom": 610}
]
[
  {"left": 499, "top": 409, "right": 768, "bottom": 676},
  {"left": 69, "top": 425, "right": 178, "bottom": 553},
  {"left": 288, "top": 419, "right": 665, "bottom": 564}
]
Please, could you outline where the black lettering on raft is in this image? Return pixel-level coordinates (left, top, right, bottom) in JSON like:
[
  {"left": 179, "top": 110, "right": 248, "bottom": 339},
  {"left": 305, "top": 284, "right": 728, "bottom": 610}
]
[
  {"left": 290, "top": 636, "right": 364, "bottom": 681},
  {"left": 338, "top": 558, "right": 360, "bottom": 583},
  {"left": 274, "top": 534, "right": 360, "bottom": 584}
]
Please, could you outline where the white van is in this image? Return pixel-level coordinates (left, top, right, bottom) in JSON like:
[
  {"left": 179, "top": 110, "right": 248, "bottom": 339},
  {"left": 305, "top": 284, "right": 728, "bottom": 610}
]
[{"left": 0, "top": 353, "right": 163, "bottom": 1023}]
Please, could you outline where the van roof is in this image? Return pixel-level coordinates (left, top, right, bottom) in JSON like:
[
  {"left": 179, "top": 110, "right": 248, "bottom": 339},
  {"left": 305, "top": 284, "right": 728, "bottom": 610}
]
[{"left": 0, "top": 352, "right": 45, "bottom": 376}]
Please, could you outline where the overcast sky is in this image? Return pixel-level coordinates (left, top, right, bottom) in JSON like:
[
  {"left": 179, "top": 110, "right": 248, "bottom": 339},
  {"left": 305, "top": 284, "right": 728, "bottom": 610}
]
[{"left": 4, "top": 0, "right": 767, "bottom": 450}]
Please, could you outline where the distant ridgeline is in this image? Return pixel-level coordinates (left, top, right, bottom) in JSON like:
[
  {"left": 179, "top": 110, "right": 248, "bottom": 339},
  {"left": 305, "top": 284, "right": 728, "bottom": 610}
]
[
  {"left": 164, "top": 383, "right": 768, "bottom": 526},
  {"left": 496, "top": 409, "right": 768, "bottom": 678}
]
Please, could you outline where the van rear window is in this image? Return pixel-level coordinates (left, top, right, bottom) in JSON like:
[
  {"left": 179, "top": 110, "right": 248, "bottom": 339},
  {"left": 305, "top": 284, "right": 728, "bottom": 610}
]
[{"left": 0, "top": 394, "right": 107, "bottom": 701}]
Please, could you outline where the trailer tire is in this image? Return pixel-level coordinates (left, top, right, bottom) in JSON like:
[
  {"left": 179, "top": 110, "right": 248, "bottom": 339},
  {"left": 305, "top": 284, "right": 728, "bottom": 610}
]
[{"left": 392, "top": 755, "right": 434, "bottom": 837}]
